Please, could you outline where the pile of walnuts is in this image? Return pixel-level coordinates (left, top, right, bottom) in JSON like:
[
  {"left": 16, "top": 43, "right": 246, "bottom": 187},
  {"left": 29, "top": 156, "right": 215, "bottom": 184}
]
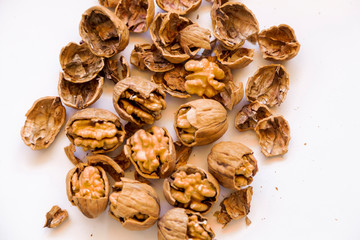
[{"left": 21, "top": 0, "right": 299, "bottom": 238}]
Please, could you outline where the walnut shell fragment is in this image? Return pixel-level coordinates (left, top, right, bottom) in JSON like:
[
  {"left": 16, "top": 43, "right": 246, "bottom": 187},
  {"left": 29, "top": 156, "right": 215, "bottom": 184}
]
[
  {"left": 21, "top": 96, "right": 66, "bottom": 150},
  {"left": 99, "top": 0, "right": 120, "bottom": 8},
  {"left": 208, "top": 141, "right": 258, "bottom": 190},
  {"left": 58, "top": 72, "right": 104, "bottom": 109},
  {"left": 163, "top": 165, "right": 220, "bottom": 214},
  {"left": 158, "top": 208, "right": 215, "bottom": 240},
  {"left": 174, "top": 99, "right": 228, "bottom": 147},
  {"left": 44, "top": 205, "right": 68, "bottom": 228},
  {"left": 115, "top": 0, "right": 154, "bottom": 33},
  {"left": 212, "top": 1, "right": 259, "bottom": 50},
  {"left": 102, "top": 55, "right": 130, "bottom": 83},
  {"left": 79, "top": 6, "right": 129, "bottom": 58},
  {"left": 109, "top": 178, "right": 160, "bottom": 230},
  {"left": 156, "top": 0, "right": 201, "bottom": 15},
  {"left": 235, "top": 101, "right": 273, "bottom": 132},
  {"left": 59, "top": 42, "right": 104, "bottom": 83},
  {"left": 174, "top": 141, "right": 192, "bottom": 169},
  {"left": 258, "top": 24, "right": 300, "bottom": 61},
  {"left": 113, "top": 76, "right": 167, "bottom": 126},
  {"left": 245, "top": 64, "right": 289, "bottom": 107},
  {"left": 214, "top": 186, "right": 253, "bottom": 228},
  {"left": 65, "top": 108, "right": 126, "bottom": 153},
  {"left": 255, "top": 115, "right": 290, "bottom": 157},
  {"left": 87, "top": 154, "right": 125, "bottom": 181},
  {"left": 214, "top": 44, "right": 254, "bottom": 69}
]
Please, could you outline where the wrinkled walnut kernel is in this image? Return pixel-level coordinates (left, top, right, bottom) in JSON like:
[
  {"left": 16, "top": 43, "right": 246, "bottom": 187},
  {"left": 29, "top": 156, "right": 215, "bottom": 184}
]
[{"left": 72, "top": 166, "right": 105, "bottom": 199}]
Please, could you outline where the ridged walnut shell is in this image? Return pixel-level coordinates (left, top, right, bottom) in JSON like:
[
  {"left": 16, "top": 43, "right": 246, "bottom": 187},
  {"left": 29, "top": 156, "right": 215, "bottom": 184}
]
[
  {"left": 109, "top": 178, "right": 160, "bottom": 230},
  {"left": 21, "top": 96, "right": 66, "bottom": 150},
  {"left": 214, "top": 44, "right": 254, "bottom": 69},
  {"left": 235, "top": 101, "right": 273, "bottom": 132},
  {"left": 79, "top": 6, "right": 129, "bottom": 58},
  {"left": 156, "top": 0, "right": 201, "bottom": 15},
  {"left": 258, "top": 24, "right": 300, "bottom": 61}
]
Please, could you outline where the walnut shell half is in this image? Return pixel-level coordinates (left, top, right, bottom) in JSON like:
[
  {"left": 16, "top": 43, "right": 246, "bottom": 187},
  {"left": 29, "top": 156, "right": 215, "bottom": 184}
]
[
  {"left": 214, "top": 44, "right": 254, "bottom": 69},
  {"left": 156, "top": 0, "right": 201, "bottom": 15},
  {"left": 21, "top": 96, "right": 66, "bottom": 150}
]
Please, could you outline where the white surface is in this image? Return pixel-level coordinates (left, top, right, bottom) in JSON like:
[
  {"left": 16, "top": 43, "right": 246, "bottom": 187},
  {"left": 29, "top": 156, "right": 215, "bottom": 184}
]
[{"left": 1, "top": 0, "right": 360, "bottom": 239}]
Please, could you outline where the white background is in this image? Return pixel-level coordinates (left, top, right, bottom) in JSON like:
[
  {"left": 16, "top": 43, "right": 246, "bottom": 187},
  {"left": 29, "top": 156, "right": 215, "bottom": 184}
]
[{"left": 1, "top": 0, "right": 360, "bottom": 239}]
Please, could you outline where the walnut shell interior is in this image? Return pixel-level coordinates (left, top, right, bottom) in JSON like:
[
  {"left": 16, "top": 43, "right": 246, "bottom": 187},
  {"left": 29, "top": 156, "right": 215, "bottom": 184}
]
[
  {"left": 235, "top": 101, "right": 273, "bottom": 131},
  {"left": 102, "top": 55, "right": 130, "bottom": 83},
  {"left": 214, "top": 44, "right": 254, "bottom": 69},
  {"left": 156, "top": 0, "right": 201, "bottom": 15}
]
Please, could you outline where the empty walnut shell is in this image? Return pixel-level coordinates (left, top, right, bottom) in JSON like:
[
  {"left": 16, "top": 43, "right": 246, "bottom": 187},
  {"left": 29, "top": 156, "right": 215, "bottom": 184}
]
[
  {"left": 58, "top": 72, "right": 104, "bottom": 109},
  {"left": 21, "top": 96, "right": 66, "bottom": 150},
  {"left": 115, "top": 0, "right": 154, "bottom": 33},
  {"left": 99, "top": 0, "right": 120, "bottom": 8},
  {"left": 174, "top": 99, "right": 228, "bottom": 147},
  {"left": 245, "top": 64, "right": 289, "bottom": 107},
  {"left": 212, "top": 1, "right": 259, "bottom": 50},
  {"left": 255, "top": 115, "right": 290, "bottom": 157},
  {"left": 163, "top": 165, "right": 220, "bottom": 214},
  {"left": 208, "top": 141, "right": 258, "bottom": 190},
  {"left": 109, "top": 178, "right": 160, "bottom": 230},
  {"left": 156, "top": 0, "right": 201, "bottom": 15},
  {"left": 113, "top": 76, "right": 167, "bottom": 126},
  {"left": 66, "top": 163, "right": 109, "bottom": 218},
  {"left": 79, "top": 6, "right": 129, "bottom": 58},
  {"left": 214, "top": 44, "right": 254, "bottom": 69},
  {"left": 235, "top": 101, "right": 273, "bottom": 132},
  {"left": 65, "top": 108, "right": 126, "bottom": 153},
  {"left": 102, "top": 55, "right": 130, "bottom": 83},
  {"left": 59, "top": 42, "right": 104, "bottom": 83},
  {"left": 258, "top": 24, "right": 300, "bottom": 61},
  {"left": 158, "top": 208, "right": 215, "bottom": 240}
]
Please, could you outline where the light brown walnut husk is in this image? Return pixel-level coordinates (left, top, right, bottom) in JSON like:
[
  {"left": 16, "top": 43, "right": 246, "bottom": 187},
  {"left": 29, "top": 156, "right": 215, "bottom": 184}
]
[
  {"left": 44, "top": 205, "right": 68, "bottom": 228},
  {"left": 21, "top": 96, "right": 66, "bottom": 150},
  {"left": 102, "top": 55, "right": 130, "bottom": 83},
  {"left": 156, "top": 0, "right": 201, "bottom": 15},
  {"left": 235, "top": 101, "right": 273, "bottom": 132},
  {"left": 99, "top": 0, "right": 120, "bottom": 8},
  {"left": 214, "top": 44, "right": 254, "bottom": 69}
]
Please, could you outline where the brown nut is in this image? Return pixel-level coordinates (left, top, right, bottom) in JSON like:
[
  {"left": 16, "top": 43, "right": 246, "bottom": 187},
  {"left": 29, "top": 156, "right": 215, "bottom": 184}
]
[
  {"left": 21, "top": 96, "right": 66, "bottom": 150},
  {"left": 131, "top": 43, "right": 175, "bottom": 72},
  {"left": 115, "top": 0, "right": 155, "bottom": 33},
  {"left": 79, "top": 6, "right": 129, "bottom": 58},
  {"left": 102, "top": 55, "right": 130, "bottom": 84},
  {"left": 214, "top": 44, "right": 254, "bottom": 69},
  {"left": 113, "top": 76, "right": 167, "bottom": 126},
  {"left": 245, "top": 64, "right": 289, "bottom": 107},
  {"left": 214, "top": 186, "right": 253, "bottom": 228},
  {"left": 235, "top": 101, "right": 273, "bottom": 132},
  {"left": 109, "top": 178, "right": 160, "bottom": 230},
  {"left": 156, "top": 0, "right": 201, "bottom": 15},
  {"left": 212, "top": 1, "right": 259, "bottom": 50},
  {"left": 99, "top": 0, "right": 119, "bottom": 8},
  {"left": 163, "top": 165, "right": 220, "bottom": 214},
  {"left": 66, "top": 163, "right": 109, "bottom": 218},
  {"left": 255, "top": 115, "right": 291, "bottom": 157},
  {"left": 59, "top": 42, "right": 104, "bottom": 83},
  {"left": 124, "top": 126, "right": 176, "bottom": 179},
  {"left": 150, "top": 12, "right": 211, "bottom": 63},
  {"left": 174, "top": 99, "right": 228, "bottom": 147},
  {"left": 58, "top": 72, "right": 104, "bottom": 110},
  {"left": 258, "top": 24, "right": 300, "bottom": 61},
  {"left": 44, "top": 205, "right": 68, "bottom": 228},
  {"left": 158, "top": 208, "right": 215, "bottom": 240},
  {"left": 65, "top": 108, "right": 126, "bottom": 153},
  {"left": 207, "top": 141, "right": 258, "bottom": 190}
]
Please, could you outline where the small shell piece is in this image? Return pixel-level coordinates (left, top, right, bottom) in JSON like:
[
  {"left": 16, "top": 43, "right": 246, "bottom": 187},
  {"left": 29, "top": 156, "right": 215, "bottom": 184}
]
[
  {"left": 59, "top": 42, "right": 104, "bottom": 83},
  {"left": 245, "top": 64, "right": 289, "bottom": 107},
  {"left": 214, "top": 44, "right": 254, "bottom": 69},
  {"left": 99, "top": 0, "right": 120, "bottom": 8},
  {"left": 156, "top": 0, "right": 201, "bottom": 15},
  {"left": 109, "top": 178, "right": 160, "bottom": 230},
  {"left": 21, "top": 96, "right": 66, "bottom": 150},
  {"left": 79, "top": 6, "right": 129, "bottom": 58},
  {"left": 174, "top": 141, "right": 192, "bottom": 169},
  {"left": 255, "top": 115, "right": 290, "bottom": 157},
  {"left": 163, "top": 165, "right": 220, "bottom": 214},
  {"left": 208, "top": 141, "right": 258, "bottom": 190},
  {"left": 158, "top": 208, "right": 215, "bottom": 240},
  {"left": 115, "top": 0, "right": 155, "bottom": 33},
  {"left": 258, "top": 24, "right": 300, "bottom": 61},
  {"left": 44, "top": 205, "right": 68, "bottom": 228},
  {"left": 102, "top": 55, "right": 130, "bottom": 83},
  {"left": 235, "top": 101, "right": 273, "bottom": 132}
]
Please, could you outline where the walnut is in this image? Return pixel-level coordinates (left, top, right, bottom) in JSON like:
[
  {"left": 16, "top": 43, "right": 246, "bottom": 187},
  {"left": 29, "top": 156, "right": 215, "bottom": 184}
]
[
  {"left": 124, "top": 126, "right": 176, "bottom": 179},
  {"left": 158, "top": 208, "right": 215, "bottom": 240},
  {"left": 44, "top": 205, "right": 68, "bottom": 228},
  {"left": 130, "top": 43, "right": 174, "bottom": 72},
  {"left": 79, "top": 6, "right": 129, "bottom": 58},
  {"left": 109, "top": 178, "right": 160, "bottom": 230},
  {"left": 156, "top": 0, "right": 201, "bottom": 15},
  {"left": 258, "top": 24, "right": 300, "bottom": 61},
  {"left": 174, "top": 141, "right": 192, "bottom": 169},
  {"left": 150, "top": 12, "right": 211, "bottom": 63},
  {"left": 214, "top": 186, "right": 253, "bottom": 228},
  {"left": 59, "top": 42, "right": 104, "bottom": 83},
  {"left": 58, "top": 72, "right": 104, "bottom": 109},
  {"left": 102, "top": 55, "right": 130, "bottom": 84},
  {"left": 245, "top": 64, "right": 289, "bottom": 107},
  {"left": 207, "top": 141, "right": 258, "bottom": 190},
  {"left": 115, "top": 0, "right": 154, "bottom": 33},
  {"left": 99, "top": 0, "right": 120, "bottom": 8},
  {"left": 20, "top": 96, "right": 66, "bottom": 150},
  {"left": 174, "top": 99, "right": 228, "bottom": 147},
  {"left": 65, "top": 108, "right": 126, "bottom": 153},
  {"left": 214, "top": 44, "right": 254, "bottom": 69},
  {"left": 255, "top": 115, "right": 291, "bottom": 157},
  {"left": 113, "top": 76, "right": 167, "bottom": 126},
  {"left": 163, "top": 165, "right": 220, "bottom": 214},
  {"left": 235, "top": 101, "right": 273, "bottom": 132}
]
